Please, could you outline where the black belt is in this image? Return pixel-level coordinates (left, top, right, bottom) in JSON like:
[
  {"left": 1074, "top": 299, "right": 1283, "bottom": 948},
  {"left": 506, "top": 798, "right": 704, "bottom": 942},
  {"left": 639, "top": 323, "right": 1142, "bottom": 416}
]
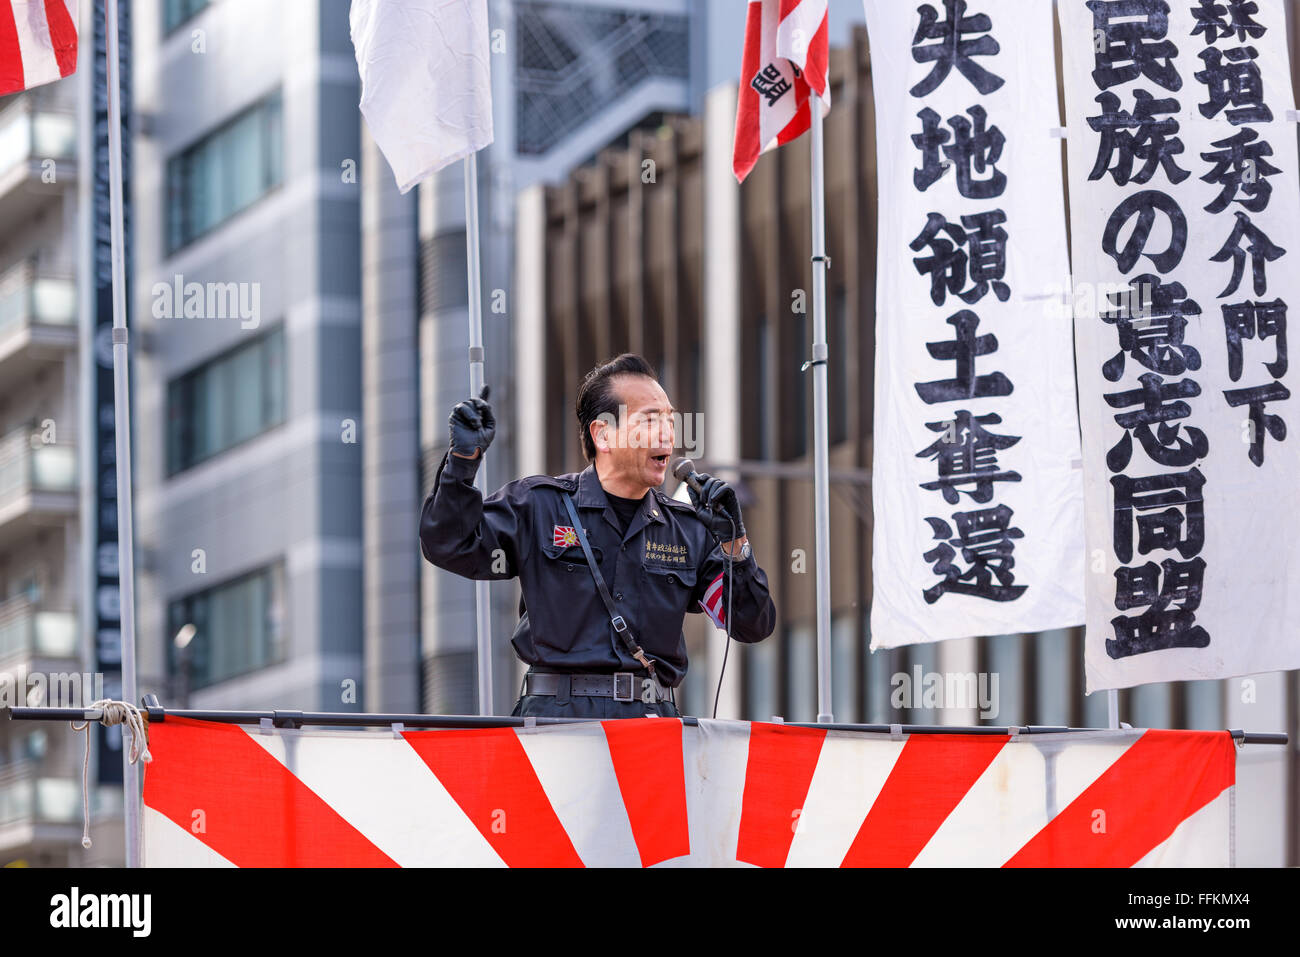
[{"left": 524, "top": 672, "right": 672, "bottom": 703}]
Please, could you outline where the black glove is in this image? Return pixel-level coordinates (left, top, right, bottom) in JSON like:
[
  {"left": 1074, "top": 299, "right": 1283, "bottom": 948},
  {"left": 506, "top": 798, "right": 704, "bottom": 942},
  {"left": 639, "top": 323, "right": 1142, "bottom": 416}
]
[
  {"left": 687, "top": 472, "right": 746, "bottom": 542},
  {"left": 448, "top": 386, "right": 495, "bottom": 459}
]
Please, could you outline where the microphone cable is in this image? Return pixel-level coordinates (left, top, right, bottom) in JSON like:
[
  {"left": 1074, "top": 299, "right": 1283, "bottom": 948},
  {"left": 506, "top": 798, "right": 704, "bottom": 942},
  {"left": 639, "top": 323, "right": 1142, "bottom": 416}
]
[{"left": 711, "top": 511, "right": 737, "bottom": 720}]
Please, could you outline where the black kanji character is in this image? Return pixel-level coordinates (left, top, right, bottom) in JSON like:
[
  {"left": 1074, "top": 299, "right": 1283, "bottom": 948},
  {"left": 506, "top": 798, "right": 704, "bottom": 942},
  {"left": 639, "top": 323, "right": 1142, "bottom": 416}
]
[
  {"left": 910, "top": 0, "right": 1005, "bottom": 97},
  {"left": 912, "top": 106, "right": 1007, "bottom": 199},
  {"left": 1191, "top": 0, "right": 1265, "bottom": 45},
  {"left": 1222, "top": 299, "right": 1287, "bottom": 381},
  {"left": 1110, "top": 467, "right": 1206, "bottom": 564},
  {"left": 912, "top": 107, "right": 952, "bottom": 192},
  {"left": 1088, "top": 0, "right": 1182, "bottom": 92},
  {"left": 750, "top": 63, "right": 792, "bottom": 107},
  {"left": 915, "top": 310, "right": 1014, "bottom": 404},
  {"left": 1210, "top": 211, "right": 1286, "bottom": 298},
  {"left": 916, "top": 410, "right": 1022, "bottom": 504},
  {"left": 1107, "top": 557, "right": 1209, "bottom": 658},
  {"left": 1102, "top": 189, "right": 1187, "bottom": 274},
  {"left": 1104, "top": 373, "right": 1208, "bottom": 472},
  {"left": 909, "top": 210, "right": 1010, "bottom": 305},
  {"left": 910, "top": 213, "right": 968, "bottom": 306},
  {"left": 1200, "top": 128, "right": 1279, "bottom": 214},
  {"left": 1087, "top": 89, "right": 1188, "bottom": 186},
  {"left": 1196, "top": 46, "right": 1273, "bottom": 124},
  {"left": 1099, "top": 274, "right": 1202, "bottom": 382},
  {"left": 962, "top": 210, "right": 1010, "bottom": 303},
  {"left": 922, "top": 504, "right": 1026, "bottom": 604},
  {"left": 945, "top": 105, "right": 1006, "bottom": 199},
  {"left": 1224, "top": 381, "right": 1289, "bottom": 466}
]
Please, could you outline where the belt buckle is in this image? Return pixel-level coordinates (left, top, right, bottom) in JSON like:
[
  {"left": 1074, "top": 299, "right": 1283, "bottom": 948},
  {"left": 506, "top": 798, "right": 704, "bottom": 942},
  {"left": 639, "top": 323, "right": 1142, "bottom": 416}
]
[{"left": 613, "top": 672, "right": 635, "bottom": 702}]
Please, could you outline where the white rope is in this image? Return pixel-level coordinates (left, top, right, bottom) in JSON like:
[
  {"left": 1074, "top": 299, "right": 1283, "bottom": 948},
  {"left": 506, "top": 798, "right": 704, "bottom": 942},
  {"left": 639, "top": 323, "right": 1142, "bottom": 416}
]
[{"left": 70, "top": 699, "right": 152, "bottom": 850}]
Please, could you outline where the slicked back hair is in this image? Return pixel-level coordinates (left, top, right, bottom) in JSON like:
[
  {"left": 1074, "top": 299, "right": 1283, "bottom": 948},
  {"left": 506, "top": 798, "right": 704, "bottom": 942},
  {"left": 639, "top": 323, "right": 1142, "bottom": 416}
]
[{"left": 575, "top": 353, "right": 657, "bottom": 461}]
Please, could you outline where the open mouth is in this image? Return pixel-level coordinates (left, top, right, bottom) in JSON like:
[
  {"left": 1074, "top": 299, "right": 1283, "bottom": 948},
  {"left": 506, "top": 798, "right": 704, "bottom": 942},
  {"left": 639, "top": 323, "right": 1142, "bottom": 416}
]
[{"left": 650, "top": 454, "right": 670, "bottom": 467}]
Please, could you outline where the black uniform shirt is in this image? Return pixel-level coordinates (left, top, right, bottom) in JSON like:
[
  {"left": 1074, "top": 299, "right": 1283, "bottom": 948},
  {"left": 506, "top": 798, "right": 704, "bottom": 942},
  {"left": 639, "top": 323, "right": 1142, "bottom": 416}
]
[{"left": 419, "top": 451, "right": 777, "bottom": 688}]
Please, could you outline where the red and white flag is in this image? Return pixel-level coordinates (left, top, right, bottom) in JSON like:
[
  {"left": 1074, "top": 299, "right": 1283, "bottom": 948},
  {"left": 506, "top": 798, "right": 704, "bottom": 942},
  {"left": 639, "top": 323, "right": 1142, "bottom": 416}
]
[
  {"left": 0, "top": 0, "right": 78, "bottom": 98},
  {"left": 732, "top": 0, "right": 829, "bottom": 183},
  {"left": 349, "top": 0, "right": 494, "bottom": 194},
  {"left": 144, "top": 717, "right": 1235, "bottom": 867}
]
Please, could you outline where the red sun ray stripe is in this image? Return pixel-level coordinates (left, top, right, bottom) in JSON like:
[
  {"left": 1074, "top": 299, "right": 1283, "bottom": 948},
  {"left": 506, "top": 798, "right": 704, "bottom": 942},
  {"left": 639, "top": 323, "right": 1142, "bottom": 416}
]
[
  {"left": 735, "top": 722, "right": 826, "bottom": 867},
  {"left": 601, "top": 718, "right": 690, "bottom": 866},
  {"left": 44, "top": 0, "right": 78, "bottom": 78},
  {"left": 840, "top": 733, "right": 1010, "bottom": 867},
  {"left": 143, "top": 717, "right": 397, "bottom": 867},
  {"left": 1004, "top": 729, "right": 1236, "bottom": 868},
  {"left": 0, "top": 2, "right": 22, "bottom": 96},
  {"left": 403, "top": 727, "right": 584, "bottom": 867}
]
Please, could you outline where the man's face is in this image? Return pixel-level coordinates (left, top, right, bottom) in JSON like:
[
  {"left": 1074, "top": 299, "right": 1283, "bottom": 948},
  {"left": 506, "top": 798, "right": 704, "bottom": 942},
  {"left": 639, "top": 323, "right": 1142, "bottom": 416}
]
[{"left": 591, "top": 374, "right": 676, "bottom": 490}]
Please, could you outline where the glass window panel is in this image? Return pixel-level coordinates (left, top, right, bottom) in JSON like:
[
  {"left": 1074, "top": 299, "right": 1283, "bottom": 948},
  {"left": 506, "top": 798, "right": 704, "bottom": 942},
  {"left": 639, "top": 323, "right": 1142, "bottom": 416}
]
[
  {"left": 264, "top": 327, "right": 285, "bottom": 425},
  {"left": 787, "top": 623, "right": 814, "bottom": 722},
  {"left": 168, "top": 93, "right": 281, "bottom": 250},
  {"left": 831, "top": 613, "right": 856, "bottom": 724},
  {"left": 1034, "top": 628, "right": 1072, "bottom": 726},
  {"left": 227, "top": 342, "right": 263, "bottom": 445},
  {"left": 1082, "top": 687, "right": 1109, "bottom": 729},
  {"left": 745, "top": 634, "right": 777, "bottom": 722},
  {"left": 167, "top": 328, "right": 286, "bottom": 473},
  {"left": 904, "top": 641, "right": 940, "bottom": 724},
  {"left": 1130, "top": 682, "right": 1172, "bottom": 729},
  {"left": 1183, "top": 680, "right": 1224, "bottom": 730},
  {"left": 983, "top": 633, "right": 1024, "bottom": 725}
]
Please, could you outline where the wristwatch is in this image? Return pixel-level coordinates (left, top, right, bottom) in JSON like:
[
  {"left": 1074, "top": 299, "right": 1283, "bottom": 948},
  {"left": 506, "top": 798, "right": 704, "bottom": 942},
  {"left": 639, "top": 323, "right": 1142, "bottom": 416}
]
[{"left": 723, "top": 540, "right": 752, "bottom": 561}]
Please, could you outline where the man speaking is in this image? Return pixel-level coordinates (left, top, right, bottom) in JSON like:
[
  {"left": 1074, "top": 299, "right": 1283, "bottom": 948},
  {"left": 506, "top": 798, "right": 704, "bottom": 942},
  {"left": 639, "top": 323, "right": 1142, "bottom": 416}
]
[{"left": 420, "top": 354, "right": 777, "bottom": 718}]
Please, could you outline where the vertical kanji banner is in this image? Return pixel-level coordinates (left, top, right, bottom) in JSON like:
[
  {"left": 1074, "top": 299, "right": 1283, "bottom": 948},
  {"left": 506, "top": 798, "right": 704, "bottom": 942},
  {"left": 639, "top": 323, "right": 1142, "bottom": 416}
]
[
  {"left": 864, "top": 0, "right": 1086, "bottom": 649},
  {"left": 1060, "top": 0, "right": 1300, "bottom": 691}
]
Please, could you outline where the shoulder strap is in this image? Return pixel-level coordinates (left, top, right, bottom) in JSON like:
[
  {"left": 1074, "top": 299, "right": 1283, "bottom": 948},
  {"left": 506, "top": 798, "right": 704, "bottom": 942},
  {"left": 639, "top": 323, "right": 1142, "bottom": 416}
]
[{"left": 562, "top": 494, "right": 658, "bottom": 680}]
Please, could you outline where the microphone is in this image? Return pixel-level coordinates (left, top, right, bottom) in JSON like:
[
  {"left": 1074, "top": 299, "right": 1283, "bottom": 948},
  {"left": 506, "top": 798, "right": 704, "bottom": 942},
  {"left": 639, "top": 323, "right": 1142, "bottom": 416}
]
[{"left": 672, "top": 458, "right": 706, "bottom": 495}]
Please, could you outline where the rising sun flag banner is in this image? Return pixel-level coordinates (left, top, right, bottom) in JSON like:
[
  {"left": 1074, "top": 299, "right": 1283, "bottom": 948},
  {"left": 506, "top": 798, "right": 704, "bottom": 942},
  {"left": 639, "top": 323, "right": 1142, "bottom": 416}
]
[
  {"left": 349, "top": 0, "right": 493, "bottom": 193},
  {"left": 142, "top": 717, "right": 1235, "bottom": 867},
  {"left": 0, "top": 0, "right": 77, "bottom": 96},
  {"left": 732, "top": 0, "right": 830, "bottom": 183}
]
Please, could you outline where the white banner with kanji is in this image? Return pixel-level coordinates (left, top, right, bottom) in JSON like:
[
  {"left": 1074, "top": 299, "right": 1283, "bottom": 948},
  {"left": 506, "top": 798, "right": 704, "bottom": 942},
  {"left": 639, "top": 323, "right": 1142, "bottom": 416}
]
[
  {"left": 1059, "top": 0, "right": 1300, "bottom": 691},
  {"left": 142, "top": 717, "right": 1235, "bottom": 867},
  {"left": 864, "top": 0, "right": 1086, "bottom": 650}
]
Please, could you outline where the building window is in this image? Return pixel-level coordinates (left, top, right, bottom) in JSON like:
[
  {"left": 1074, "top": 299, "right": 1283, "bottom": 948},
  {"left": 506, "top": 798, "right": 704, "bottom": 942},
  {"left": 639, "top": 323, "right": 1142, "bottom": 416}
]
[
  {"left": 167, "top": 326, "right": 286, "bottom": 474},
  {"left": 744, "top": 634, "right": 778, "bottom": 723},
  {"left": 1182, "top": 680, "right": 1224, "bottom": 730},
  {"left": 982, "top": 634, "right": 1024, "bottom": 725},
  {"left": 164, "top": 0, "right": 210, "bottom": 34},
  {"left": 787, "top": 622, "right": 815, "bottom": 722},
  {"left": 167, "top": 92, "right": 283, "bottom": 251},
  {"left": 832, "top": 613, "right": 857, "bottom": 724},
  {"left": 788, "top": 310, "right": 808, "bottom": 459},
  {"left": 830, "top": 284, "right": 848, "bottom": 444},
  {"left": 167, "top": 563, "right": 287, "bottom": 691}
]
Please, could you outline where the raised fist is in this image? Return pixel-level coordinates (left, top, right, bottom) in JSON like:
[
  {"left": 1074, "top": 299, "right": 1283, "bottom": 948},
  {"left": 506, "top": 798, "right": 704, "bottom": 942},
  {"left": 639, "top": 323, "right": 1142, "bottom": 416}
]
[{"left": 448, "top": 386, "right": 495, "bottom": 459}]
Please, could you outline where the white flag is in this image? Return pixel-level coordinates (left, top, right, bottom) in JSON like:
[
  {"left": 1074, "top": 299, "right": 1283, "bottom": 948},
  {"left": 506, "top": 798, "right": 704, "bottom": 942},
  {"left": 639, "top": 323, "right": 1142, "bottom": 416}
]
[
  {"left": 349, "top": 0, "right": 494, "bottom": 193},
  {"left": 863, "top": 0, "right": 1086, "bottom": 649},
  {"left": 1059, "top": 0, "right": 1300, "bottom": 691}
]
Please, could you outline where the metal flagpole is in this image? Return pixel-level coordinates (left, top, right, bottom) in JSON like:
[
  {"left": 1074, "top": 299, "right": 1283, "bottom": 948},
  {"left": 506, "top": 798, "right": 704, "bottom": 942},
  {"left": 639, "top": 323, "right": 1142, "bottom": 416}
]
[
  {"left": 104, "top": 0, "right": 142, "bottom": 867},
  {"left": 808, "top": 102, "right": 833, "bottom": 723},
  {"left": 463, "top": 152, "right": 493, "bottom": 715}
]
